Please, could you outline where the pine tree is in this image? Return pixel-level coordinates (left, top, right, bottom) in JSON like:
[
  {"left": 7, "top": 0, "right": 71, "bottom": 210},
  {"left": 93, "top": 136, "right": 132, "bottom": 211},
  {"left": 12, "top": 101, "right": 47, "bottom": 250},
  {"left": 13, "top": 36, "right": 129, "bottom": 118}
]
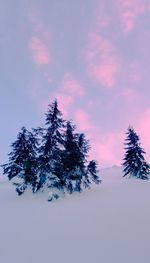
[
  {"left": 62, "top": 121, "right": 82, "bottom": 193},
  {"left": 49, "top": 121, "right": 78, "bottom": 193},
  {"left": 77, "top": 134, "right": 101, "bottom": 186},
  {"left": 123, "top": 126, "right": 149, "bottom": 180},
  {"left": 37, "top": 100, "right": 65, "bottom": 190},
  {"left": 50, "top": 121, "right": 101, "bottom": 197},
  {"left": 87, "top": 160, "right": 101, "bottom": 185},
  {"left": 2, "top": 127, "right": 38, "bottom": 194}
]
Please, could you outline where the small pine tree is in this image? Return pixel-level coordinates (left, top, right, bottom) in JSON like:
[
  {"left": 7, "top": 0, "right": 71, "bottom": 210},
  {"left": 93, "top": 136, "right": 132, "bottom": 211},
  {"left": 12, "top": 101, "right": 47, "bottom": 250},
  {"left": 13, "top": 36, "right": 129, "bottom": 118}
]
[
  {"left": 123, "top": 126, "right": 149, "bottom": 180},
  {"left": 2, "top": 127, "right": 38, "bottom": 194},
  {"left": 87, "top": 160, "right": 101, "bottom": 185}
]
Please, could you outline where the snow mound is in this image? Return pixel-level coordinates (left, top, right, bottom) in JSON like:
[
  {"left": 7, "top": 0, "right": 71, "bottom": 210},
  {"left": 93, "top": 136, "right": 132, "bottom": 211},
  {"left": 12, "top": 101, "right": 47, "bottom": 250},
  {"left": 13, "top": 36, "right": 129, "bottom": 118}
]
[{"left": 0, "top": 166, "right": 150, "bottom": 263}]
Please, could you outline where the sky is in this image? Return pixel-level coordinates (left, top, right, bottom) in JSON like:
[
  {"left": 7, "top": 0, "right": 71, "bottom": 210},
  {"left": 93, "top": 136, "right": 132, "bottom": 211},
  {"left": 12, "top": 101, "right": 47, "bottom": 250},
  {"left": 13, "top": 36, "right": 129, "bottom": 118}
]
[{"left": 0, "top": 0, "right": 150, "bottom": 169}]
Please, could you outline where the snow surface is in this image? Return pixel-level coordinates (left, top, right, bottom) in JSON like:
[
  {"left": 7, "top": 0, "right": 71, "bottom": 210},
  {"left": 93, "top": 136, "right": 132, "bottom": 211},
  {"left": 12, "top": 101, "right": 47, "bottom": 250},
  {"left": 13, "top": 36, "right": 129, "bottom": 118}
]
[{"left": 0, "top": 166, "right": 150, "bottom": 263}]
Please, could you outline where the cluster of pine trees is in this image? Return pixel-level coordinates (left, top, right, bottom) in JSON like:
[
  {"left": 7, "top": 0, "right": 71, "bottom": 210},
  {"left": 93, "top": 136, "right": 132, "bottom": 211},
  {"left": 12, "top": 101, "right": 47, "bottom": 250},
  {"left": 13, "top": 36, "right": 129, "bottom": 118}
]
[
  {"left": 1, "top": 100, "right": 150, "bottom": 201},
  {"left": 2, "top": 100, "right": 101, "bottom": 201}
]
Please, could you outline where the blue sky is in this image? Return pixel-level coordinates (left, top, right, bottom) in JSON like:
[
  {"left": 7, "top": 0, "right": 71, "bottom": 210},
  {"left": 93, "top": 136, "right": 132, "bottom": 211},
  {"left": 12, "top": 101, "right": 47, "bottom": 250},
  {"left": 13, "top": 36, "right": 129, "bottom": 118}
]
[{"left": 1, "top": 0, "right": 150, "bottom": 169}]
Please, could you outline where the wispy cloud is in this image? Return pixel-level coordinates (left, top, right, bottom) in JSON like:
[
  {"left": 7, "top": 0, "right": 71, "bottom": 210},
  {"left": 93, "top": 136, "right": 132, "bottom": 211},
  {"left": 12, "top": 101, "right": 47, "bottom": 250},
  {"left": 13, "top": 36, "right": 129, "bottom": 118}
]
[
  {"left": 117, "top": 0, "right": 149, "bottom": 33},
  {"left": 74, "top": 109, "right": 93, "bottom": 132},
  {"left": 27, "top": 6, "right": 53, "bottom": 83},
  {"left": 48, "top": 73, "right": 85, "bottom": 118},
  {"left": 61, "top": 73, "right": 85, "bottom": 96},
  {"left": 53, "top": 93, "right": 74, "bottom": 118},
  {"left": 94, "top": 1, "right": 111, "bottom": 30},
  {"left": 85, "top": 33, "right": 121, "bottom": 88},
  {"left": 28, "top": 36, "right": 50, "bottom": 65},
  {"left": 27, "top": 6, "right": 54, "bottom": 110},
  {"left": 90, "top": 131, "right": 124, "bottom": 167}
]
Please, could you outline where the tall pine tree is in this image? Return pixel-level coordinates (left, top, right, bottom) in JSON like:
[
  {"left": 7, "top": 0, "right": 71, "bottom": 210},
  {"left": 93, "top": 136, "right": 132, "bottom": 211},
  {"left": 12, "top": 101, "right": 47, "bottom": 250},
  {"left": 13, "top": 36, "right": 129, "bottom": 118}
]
[
  {"left": 123, "top": 126, "right": 149, "bottom": 179},
  {"left": 36, "top": 100, "right": 65, "bottom": 190}
]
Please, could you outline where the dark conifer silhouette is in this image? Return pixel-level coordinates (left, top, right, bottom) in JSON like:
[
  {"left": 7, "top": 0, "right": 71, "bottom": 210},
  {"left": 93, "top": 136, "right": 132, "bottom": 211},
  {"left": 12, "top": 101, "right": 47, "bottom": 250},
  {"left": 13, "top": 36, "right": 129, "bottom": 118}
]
[
  {"left": 2, "top": 127, "right": 37, "bottom": 179},
  {"left": 2, "top": 99, "right": 101, "bottom": 200},
  {"left": 49, "top": 121, "right": 101, "bottom": 199},
  {"left": 2, "top": 127, "right": 38, "bottom": 194},
  {"left": 36, "top": 100, "right": 65, "bottom": 190},
  {"left": 123, "top": 126, "right": 149, "bottom": 179}
]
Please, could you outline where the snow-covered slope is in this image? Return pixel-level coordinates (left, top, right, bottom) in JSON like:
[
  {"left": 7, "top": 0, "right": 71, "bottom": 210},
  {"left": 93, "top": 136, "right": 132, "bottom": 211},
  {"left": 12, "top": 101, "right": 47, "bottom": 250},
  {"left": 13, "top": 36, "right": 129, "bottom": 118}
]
[{"left": 0, "top": 166, "right": 150, "bottom": 263}]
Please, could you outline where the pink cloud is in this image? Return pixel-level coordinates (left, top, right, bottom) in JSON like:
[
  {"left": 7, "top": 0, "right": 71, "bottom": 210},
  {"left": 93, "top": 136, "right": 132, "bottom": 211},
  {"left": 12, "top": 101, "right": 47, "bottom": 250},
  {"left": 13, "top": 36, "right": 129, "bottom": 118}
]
[
  {"left": 36, "top": 73, "right": 85, "bottom": 118},
  {"left": 28, "top": 7, "right": 51, "bottom": 41},
  {"left": 136, "top": 109, "right": 150, "bottom": 161},
  {"left": 35, "top": 92, "right": 73, "bottom": 118},
  {"left": 61, "top": 73, "right": 85, "bottom": 96},
  {"left": 97, "top": 17, "right": 110, "bottom": 29},
  {"left": 28, "top": 36, "right": 50, "bottom": 65},
  {"left": 46, "top": 93, "right": 74, "bottom": 118},
  {"left": 27, "top": 8, "right": 52, "bottom": 71},
  {"left": 85, "top": 33, "right": 121, "bottom": 88},
  {"left": 74, "top": 109, "right": 93, "bottom": 132},
  {"left": 56, "top": 94, "right": 74, "bottom": 118},
  {"left": 94, "top": 2, "right": 111, "bottom": 29},
  {"left": 91, "top": 58, "right": 120, "bottom": 88},
  {"left": 90, "top": 132, "right": 124, "bottom": 167},
  {"left": 72, "top": 112, "right": 125, "bottom": 168},
  {"left": 49, "top": 73, "right": 85, "bottom": 117},
  {"left": 94, "top": 0, "right": 123, "bottom": 32},
  {"left": 120, "top": 62, "right": 143, "bottom": 104},
  {"left": 118, "top": 0, "right": 149, "bottom": 33}
]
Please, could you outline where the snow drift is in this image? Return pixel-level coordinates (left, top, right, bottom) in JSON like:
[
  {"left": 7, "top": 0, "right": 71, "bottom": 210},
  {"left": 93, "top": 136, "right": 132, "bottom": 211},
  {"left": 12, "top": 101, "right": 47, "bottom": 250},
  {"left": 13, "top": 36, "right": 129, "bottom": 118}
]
[{"left": 0, "top": 166, "right": 150, "bottom": 263}]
